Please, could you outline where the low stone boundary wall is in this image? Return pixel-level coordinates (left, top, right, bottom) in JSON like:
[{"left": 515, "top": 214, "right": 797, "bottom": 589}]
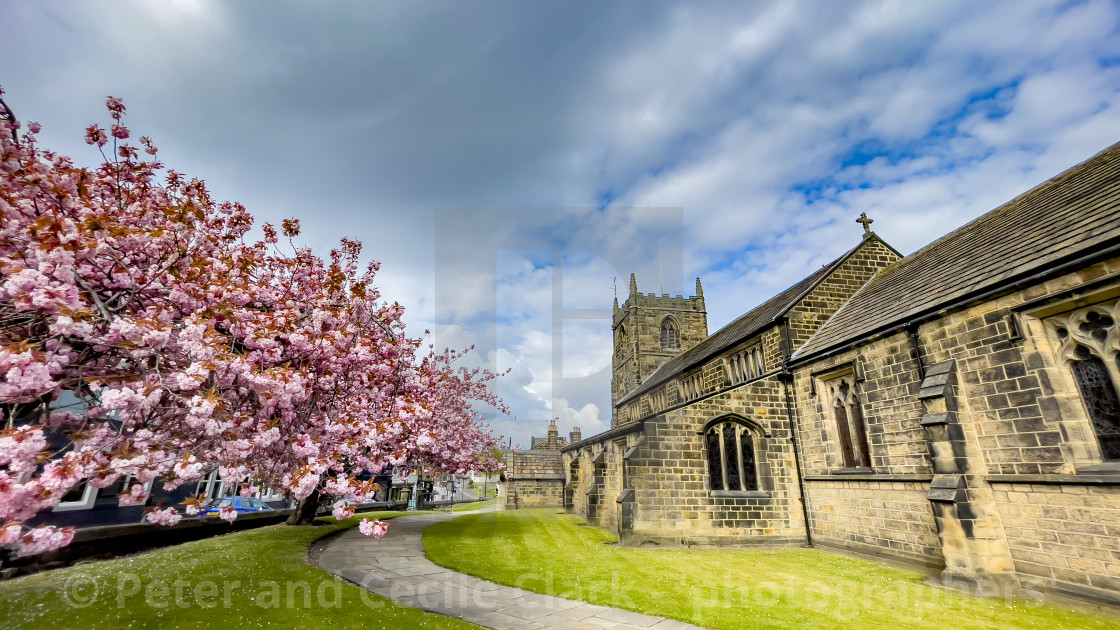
[{"left": 2, "top": 499, "right": 411, "bottom": 579}]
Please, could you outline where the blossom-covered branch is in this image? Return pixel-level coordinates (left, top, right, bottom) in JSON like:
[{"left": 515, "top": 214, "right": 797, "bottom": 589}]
[{"left": 0, "top": 91, "right": 505, "bottom": 556}]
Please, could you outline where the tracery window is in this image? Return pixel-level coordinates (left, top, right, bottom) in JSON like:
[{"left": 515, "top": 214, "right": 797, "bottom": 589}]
[
  {"left": 661, "top": 318, "right": 679, "bottom": 349},
  {"left": 824, "top": 375, "right": 872, "bottom": 468},
  {"left": 615, "top": 325, "right": 628, "bottom": 355},
  {"left": 705, "top": 420, "right": 759, "bottom": 491},
  {"left": 1047, "top": 302, "right": 1120, "bottom": 461}
]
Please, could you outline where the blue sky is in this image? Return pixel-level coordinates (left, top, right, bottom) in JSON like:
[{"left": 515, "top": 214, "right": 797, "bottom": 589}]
[{"left": 3, "top": 0, "right": 1120, "bottom": 448}]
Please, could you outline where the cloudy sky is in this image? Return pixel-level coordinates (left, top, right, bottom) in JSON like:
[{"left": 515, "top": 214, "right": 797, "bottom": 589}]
[{"left": 4, "top": 0, "right": 1120, "bottom": 448}]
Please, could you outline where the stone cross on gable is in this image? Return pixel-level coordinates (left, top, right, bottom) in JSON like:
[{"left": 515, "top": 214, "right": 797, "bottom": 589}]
[{"left": 856, "top": 212, "right": 874, "bottom": 236}]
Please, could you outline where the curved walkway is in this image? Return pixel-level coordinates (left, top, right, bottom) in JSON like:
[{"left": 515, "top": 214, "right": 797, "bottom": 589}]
[{"left": 313, "top": 510, "right": 701, "bottom": 630}]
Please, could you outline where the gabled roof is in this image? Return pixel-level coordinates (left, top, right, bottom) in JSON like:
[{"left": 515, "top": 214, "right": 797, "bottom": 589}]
[
  {"left": 618, "top": 236, "right": 887, "bottom": 405},
  {"left": 794, "top": 140, "right": 1120, "bottom": 362}
]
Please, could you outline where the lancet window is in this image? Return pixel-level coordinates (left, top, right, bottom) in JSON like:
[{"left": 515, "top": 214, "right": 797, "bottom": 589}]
[
  {"left": 661, "top": 318, "right": 679, "bottom": 349},
  {"left": 824, "top": 375, "right": 872, "bottom": 469}
]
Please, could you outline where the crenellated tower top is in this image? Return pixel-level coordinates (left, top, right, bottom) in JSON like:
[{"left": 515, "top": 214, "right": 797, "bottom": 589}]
[{"left": 611, "top": 275, "right": 708, "bottom": 420}]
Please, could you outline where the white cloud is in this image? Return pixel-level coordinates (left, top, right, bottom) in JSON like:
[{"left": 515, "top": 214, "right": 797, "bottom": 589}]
[{"left": 4, "top": 0, "right": 1119, "bottom": 448}]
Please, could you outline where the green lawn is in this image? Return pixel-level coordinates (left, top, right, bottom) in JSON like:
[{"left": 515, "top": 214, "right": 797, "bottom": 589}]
[
  {"left": 447, "top": 497, "right": 499, "bottom": 512},
  {"left": 0, "top": 512, "right": 480, "bottom": 630},
  {"left": 423, "top": 509, "right": 1120, "bottom": 630}
]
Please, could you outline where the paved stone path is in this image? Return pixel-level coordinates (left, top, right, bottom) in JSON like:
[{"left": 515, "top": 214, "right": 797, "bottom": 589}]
[{"left": 313, "top": 510, "right": 702, "bottom": 630}]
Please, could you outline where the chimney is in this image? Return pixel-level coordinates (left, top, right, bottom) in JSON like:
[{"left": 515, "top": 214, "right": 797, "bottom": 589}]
[{"left": 569, "top": 427, "right": 582, "bottom": 443}]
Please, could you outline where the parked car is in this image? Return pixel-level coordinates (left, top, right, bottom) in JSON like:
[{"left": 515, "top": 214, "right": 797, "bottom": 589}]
[{"left": 198, "top": 497, "right": 276, "bottom": 518}]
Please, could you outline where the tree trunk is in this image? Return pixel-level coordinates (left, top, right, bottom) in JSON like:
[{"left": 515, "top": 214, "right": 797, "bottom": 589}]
[{"left": 286, "top": 489, "right": 321, "bottom": 525}]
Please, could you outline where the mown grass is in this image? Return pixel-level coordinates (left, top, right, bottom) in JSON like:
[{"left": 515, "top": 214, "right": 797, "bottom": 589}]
[
  {"left": 446, "top": 498, "right": 499, "bottom": 512},
  {"left": 0, "top": 512, "right": 480, "bottom": 630},
  {"left": 423, "top": 509, "right": 1120, "bottom": 630}
]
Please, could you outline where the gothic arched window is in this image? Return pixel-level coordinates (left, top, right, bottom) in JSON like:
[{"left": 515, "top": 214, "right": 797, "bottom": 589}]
[
  {"left": 705, "top": 420, "right": 759, "bottom": 491},
  {"left": 1070, "top": 348, "right": 1120, "bottom": 459},
  {"left": 615, "top": 325, "right": 628, "bottom": 355},
  {"left": 1050, "top": 305, "right": 1120, "bottom": 461},
  {"left": 826, "top": 376, "right": 872, "bottom": 469},
  {"left": 661, "top": 318, "right": 679, "bottom": 349}
]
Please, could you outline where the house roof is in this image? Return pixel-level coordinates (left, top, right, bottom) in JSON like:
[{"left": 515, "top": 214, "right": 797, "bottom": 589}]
[
  {"left": 793, "top": 140, "right": 1120, "bottom": 362},
  {"left": 618, "top": 236, "right": 886, "bottom": 404}
]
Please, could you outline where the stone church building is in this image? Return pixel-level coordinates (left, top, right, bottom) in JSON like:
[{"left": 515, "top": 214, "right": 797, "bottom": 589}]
[{"left": 504, "top": 140, "right": 1120, "bottom": 606}]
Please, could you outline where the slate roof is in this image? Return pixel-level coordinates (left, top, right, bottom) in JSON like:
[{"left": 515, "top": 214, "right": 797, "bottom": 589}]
[
  {"left": 793, "top": 140, "right": 1120, "bottom": 362},
  {"left": 618, "top": 238, "right": 880, "bottom": 404}
]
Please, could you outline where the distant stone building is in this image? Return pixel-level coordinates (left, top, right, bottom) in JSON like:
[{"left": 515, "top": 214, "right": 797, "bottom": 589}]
[
  {"left": 501, "top": 420, "right": 572, "bottom": 508},
  {"left": 517, "top": 141, "right": 1120, "bottom": 607},
  {"left": 530, "top": 419, "right": 572, "bottom": 451}
]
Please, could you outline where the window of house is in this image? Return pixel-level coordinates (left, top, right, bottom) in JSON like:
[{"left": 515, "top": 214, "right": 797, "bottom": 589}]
[
  {"left": 91, "top": 474, "right": 154, "bottom": 507},
  {"left": 258, "top": 486, "right": 287, "bottom": 502},
  {"left": 823, "top": 374, "right": 872, "bottom": 469},
  {"left": 53, "top": 480, "right": 98, "bottom": 511},
  {"left": 705, "top": 420, "right": 759, "bottom": 491},
  {"left": 661, "top": 318, "right": 679, "bottom": 349},
  {"left": 1047, "top": 302, "right": 1120, "bottom": 461},
  {"left": 195, "top": 470, "right": 237, "bottom": 501}
]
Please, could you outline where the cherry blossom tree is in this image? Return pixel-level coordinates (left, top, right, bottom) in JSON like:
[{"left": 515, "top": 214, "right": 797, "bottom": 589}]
[{"left": 0, "top": 91, "right": 505, "bottom": 557}]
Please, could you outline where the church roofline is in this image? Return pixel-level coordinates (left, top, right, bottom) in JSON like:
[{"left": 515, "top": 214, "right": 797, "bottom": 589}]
[
  {"left": 559, "top": 419, "right": 644, "bottom": 453},
  {"left": 615, "top": 234, "right": 889, "bottom": 406},
  {"left": 792, "top": 139, "right": 1120, "bottom": 364},
  {"left": 791, "top": 234, "right": 1120, "bottom": 368}
]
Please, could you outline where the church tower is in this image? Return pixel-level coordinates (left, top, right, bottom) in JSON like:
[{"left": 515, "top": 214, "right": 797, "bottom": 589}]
[{"left": 612, "top": 275, "right": 707, "bottom": 418}]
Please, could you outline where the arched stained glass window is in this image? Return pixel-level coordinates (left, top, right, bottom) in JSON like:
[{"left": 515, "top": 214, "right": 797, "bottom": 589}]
[
  {"left": 1049, "top": 304, "right": 1120, "bottom": 462},
  {"left": 705, "top": 421, "right": 760, "bottom": 492},
  {"left": 740, "top": 432, "right": 757, "bottom": 491},
  {"left": 723, "top": 424, "right": 741, "bottom": 491},
  {"left": 1070, "top": 346, "right": 1120, "bottom": 460},
  {"left": 706, "top": 429, "right": 723, "bottom": 490}
]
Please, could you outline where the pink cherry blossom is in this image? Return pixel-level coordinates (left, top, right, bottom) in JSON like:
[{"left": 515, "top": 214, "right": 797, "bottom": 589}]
[
  {"left": 14, "top": 525, "right": 75, "bottom": 556},
  {"left": 118, "top": 483, "right": 150, "bottom": 506},
  {"left": 332, "top": 502, "right": 356, "bottom": 520},
  {"left": 358, "top": 518, "right": 389, "bottom": 538},
  {"left": 0, "top": 522, "right": 21, "bottom": 546},
  {"left": 146, "top": 507, "right": 182, "bottom": 526},
  {"left": 218, "top": 506, "right": 237, "bottom": 522},
  {"left": 84, "top": 124, "right": 108, "bottom": 146},
  {"left": 0, "top": 92, "right": 506, "bottom": 554}
]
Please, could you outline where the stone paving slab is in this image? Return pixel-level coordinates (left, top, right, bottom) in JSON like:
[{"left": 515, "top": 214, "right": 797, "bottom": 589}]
[{"left": 313, "top": 510, "right": 705, "bottom": 630}]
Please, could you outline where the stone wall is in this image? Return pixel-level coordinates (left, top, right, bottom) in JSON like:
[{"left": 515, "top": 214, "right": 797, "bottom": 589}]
[
  {"left": 792, "top": 325, "right": 947, "bottom": 569},
  {"left": 794, "top": 331, "right": 930, "bottom": 476},
  {"left": 794, "top": 255, "right": 1120, "bottom": 603},
  {"left": 786, "top": 236, "right": 901, "bottom": 350},
  {"left": 566, "top": 373, "right": 807, "bottom": 547},
  {"left": 992, "top": 482, "right": 1120, "bottom": 599},
  {"left": 804, "top": 479, "right": 942, "bottom": 567},
  {"left": 549, "top": 236, "right": 1120, "bottom": 607},
  {"left": 503, "top": 450, "right": 565, "bottom": 509},
  {"left": 612, "top": 285, "right": 707, "bottom": 413}
]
